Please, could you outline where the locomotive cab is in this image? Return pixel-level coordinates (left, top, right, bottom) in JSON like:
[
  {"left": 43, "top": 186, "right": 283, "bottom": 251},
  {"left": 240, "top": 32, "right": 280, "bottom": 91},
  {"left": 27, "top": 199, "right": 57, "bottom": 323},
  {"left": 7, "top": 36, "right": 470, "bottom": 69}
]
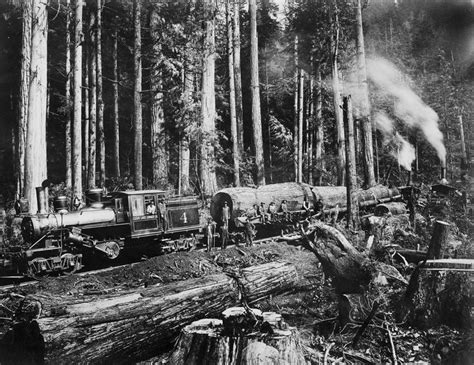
[{"left": 118, "top": 190, "right": 167, "bottom": 238}]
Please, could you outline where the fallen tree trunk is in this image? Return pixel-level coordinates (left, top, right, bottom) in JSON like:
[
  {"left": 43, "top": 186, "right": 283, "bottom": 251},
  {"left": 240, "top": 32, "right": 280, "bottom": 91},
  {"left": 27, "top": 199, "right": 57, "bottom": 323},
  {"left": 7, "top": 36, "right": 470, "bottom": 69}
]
[
  {"left": 374, "top": 202, "right": 407, "bottom": 216},
  {"left": 299, "top": 221, "right": 370, "bottom": 294},
  {"left": 294, "top": 221, "right": 407, "bottom": 295},
  {"left": 2, "top": 261, "right": 300, "bottom": 364},
  {"left": 312, "top": 185, "right": 400, "bottom": 215}
]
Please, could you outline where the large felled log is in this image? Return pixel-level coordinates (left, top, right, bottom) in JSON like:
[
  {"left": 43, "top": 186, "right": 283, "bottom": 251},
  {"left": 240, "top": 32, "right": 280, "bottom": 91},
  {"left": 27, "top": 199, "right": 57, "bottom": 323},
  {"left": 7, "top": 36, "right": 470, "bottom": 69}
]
[
  {"left": 211, "top": 182, "right": 314, "bottom": 221},
  {"left": 374, "top": 202, "right": 407, "bottom": 216},
  {"left": 210, "top": 184, "right": 399, "bottom": 223},
  {"left": 312, "top": 185, "right": 400, "bottom": 214},
  {"left": 3, "top": 261, "right": 300, "bottom": 364}
]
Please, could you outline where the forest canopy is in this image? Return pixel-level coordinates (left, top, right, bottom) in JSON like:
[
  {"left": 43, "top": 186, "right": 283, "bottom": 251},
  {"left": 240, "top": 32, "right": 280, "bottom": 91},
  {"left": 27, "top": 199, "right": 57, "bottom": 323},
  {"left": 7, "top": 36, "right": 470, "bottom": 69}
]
[{"left": 0, "top": 0, "right": 472, "bottom": 212}]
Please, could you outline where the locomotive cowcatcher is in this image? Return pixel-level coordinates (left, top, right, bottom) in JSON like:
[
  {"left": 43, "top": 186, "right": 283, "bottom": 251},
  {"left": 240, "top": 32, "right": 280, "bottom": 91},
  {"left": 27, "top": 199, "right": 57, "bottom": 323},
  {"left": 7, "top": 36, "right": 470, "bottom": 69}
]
[{"left": 1, "top": 188, "right": 203, "bottom": 276}]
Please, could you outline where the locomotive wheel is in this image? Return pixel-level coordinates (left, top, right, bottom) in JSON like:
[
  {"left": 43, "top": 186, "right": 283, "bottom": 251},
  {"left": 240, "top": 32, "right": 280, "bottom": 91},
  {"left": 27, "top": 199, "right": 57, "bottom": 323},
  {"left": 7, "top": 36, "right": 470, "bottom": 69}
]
[
  {"left": 61, "top": 253, "right": 81, "bottom": 274},
  {"left": 103, "top": 241, "right": 120, "bottom": 260},
  {"left": 27, "top": 257, "right": 49, "bottom": 278}
]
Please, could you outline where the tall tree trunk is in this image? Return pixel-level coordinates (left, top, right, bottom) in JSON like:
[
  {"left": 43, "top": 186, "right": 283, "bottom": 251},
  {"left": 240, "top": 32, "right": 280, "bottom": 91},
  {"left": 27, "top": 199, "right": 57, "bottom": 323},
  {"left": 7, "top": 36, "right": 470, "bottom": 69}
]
[
  {"left": 200, "top": 0, "right": 218, "bottom": 196},
  {"left": 330, "top": 1, "right": 345, "bottom": 185},
  {"left": 459, "top": 115, "right": 468, "bottom": 175},
  {"left": 293, "top": 35, "right": 299, "bottom": 182},
  {"left": 355, "top": 0, "right": 375, "bottom": 188},
  {"left": 298, "top": 68, "right": 304, "bottom": 183},
  {"left": 112, "top": 27, "right": 120, "bottom": 177},
  {"left": 343, "top": 96, "right": 359, "bottom": 229},
  {"left": 65, "top": 0, "right": 72, "bottom": 189},
  {"left": 18, "top": 1, "right": 32, "bottom": 198},
  {"left": 88, "top": 9, "right": 97, "bottom": 189},
  {"left": 150, "top": 9, "right": 167, "bottom": 188},
  {"left": 265, "top": 45, "right": 272, "bottom": 183},
  {"left": 250, "top": 0, "right": 265, "bottom": 186},
  {"left": 133, "top": 0, "right": 143, "bottom": 190},
  {"left": 83, "top": 38, "right": 89, "bottom": 181},
  {"left": 24, "top": 0, "right": 48, "bottom": 214},
  {"left": 314, "top": 64, "right": 324, "bottom": 186},
  {"left": 307, "top": 56, "right": 314, "bottom": 186},
  {"left": 73, "top": 0, "right": 83, "bottom": 203},
  {"left": 96, "top": 0, "right": 105, "bottom": 187},
  {"left": 227, "top": 0, "right": 240, "bottom": 187},
  {"left": 180, "top": 68, "right": 194, "bottom": 195},
  {"left": 233, "top": 0, "right": 244, "bottom": 156}
]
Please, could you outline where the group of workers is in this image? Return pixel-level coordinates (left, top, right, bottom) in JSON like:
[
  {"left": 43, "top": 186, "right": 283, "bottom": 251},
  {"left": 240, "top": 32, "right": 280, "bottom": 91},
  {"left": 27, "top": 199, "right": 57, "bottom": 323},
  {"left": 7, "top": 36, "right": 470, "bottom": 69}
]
[
  {"left": 206, "top": 197, "right": 313, "bottom": 251},
  {"left": 246, "top": 198, "right": 311, "bottom": 223}
]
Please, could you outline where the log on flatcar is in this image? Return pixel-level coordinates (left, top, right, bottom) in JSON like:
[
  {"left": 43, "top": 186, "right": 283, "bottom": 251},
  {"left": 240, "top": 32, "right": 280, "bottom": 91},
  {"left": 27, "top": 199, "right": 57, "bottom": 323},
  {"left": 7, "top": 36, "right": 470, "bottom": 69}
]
[{"left": 211, "top": 183, "right": 401, "bottom": 225}]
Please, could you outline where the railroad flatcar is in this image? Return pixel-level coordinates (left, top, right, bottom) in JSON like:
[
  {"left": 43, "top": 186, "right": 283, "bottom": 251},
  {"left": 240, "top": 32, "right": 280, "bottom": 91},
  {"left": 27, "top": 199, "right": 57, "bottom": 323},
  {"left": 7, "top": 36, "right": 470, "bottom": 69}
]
[
  {"left": 210, "top": 182, "right": 401, "bottom": 242},
  {"left": 1, "top": 188, "right": 203, "bottom": 276}
]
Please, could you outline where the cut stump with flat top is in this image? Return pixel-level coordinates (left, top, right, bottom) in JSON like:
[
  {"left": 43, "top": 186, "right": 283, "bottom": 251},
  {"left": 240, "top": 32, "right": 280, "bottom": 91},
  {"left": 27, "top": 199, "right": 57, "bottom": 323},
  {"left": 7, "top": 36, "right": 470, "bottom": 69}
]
[
  {"left": 169, "top": 307, "right": 307, "bottom": 364},
  {"left": 427, "top": 220, "right": 450, "bottom": 259}
]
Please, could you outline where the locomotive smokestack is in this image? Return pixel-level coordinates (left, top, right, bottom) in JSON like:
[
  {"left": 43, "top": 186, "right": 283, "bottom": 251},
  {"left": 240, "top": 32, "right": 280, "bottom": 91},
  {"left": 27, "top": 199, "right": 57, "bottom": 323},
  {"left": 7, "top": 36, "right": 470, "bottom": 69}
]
[
  {"left": 440, "top": 164, "right": 448, "bottom": 185},
  {"left": 35, "top": 186, "right": 49, "bottom": 214},
  {"left": 406, "top": 170, "right": 412, "bottom": 186}
]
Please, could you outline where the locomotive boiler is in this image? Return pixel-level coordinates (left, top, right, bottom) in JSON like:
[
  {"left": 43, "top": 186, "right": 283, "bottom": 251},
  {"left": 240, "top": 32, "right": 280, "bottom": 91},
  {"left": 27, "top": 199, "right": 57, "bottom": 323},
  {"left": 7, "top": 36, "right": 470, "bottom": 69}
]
[{"left": 2, "top": 188, "right": 203, "bottom": 276}]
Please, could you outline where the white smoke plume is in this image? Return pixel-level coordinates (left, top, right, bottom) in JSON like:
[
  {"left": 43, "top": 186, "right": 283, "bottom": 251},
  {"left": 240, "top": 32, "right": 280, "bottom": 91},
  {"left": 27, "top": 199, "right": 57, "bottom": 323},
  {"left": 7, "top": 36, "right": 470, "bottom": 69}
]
[
  {"left": 366, "top": 57, "right": 447, "bottom": 167},
  {"left": 393, "top": 133, "right": 416, "bottom": 171},
  {"left": 374, "top": 111, "right": 416, "bottom": 171}
]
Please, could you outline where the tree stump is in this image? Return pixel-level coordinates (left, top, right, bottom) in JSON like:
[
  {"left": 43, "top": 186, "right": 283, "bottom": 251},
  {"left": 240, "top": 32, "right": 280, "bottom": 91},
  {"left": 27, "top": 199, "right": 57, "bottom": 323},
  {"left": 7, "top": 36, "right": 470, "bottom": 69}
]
[
  {"left": 426, "top": 220, "right": 450, "bottom": 259},
  {"left": 400, "top": 259, "right": 473, "bottom": 329},
  {"left": 169, "top": 307, "right": 307, "bottom": 364}
]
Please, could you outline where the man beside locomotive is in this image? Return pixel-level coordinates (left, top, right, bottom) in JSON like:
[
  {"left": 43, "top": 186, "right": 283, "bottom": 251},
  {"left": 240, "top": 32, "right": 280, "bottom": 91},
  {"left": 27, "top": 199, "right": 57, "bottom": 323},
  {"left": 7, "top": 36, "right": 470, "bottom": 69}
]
[{"left": 158, "top": 199, "right": 168, "bottom": 232}]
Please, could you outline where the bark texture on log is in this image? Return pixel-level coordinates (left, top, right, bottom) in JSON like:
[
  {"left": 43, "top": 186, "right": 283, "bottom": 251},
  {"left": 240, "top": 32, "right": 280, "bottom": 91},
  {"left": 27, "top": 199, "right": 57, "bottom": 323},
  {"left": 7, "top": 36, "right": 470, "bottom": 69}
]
[
  {"left": 299, "top": 221, "right": 406, "bottom": 294},
  {"left": 211, "top": 184, "right": 399, "bottom": 223},
  {"left": 312, "top": 185, "right": 400, "bottom": 213},
  {"left": 6, "top": 261, "right": 300, "bottom": 363},
  {"left": 300, "top": 221, "right": 370, "bottom": 294}
]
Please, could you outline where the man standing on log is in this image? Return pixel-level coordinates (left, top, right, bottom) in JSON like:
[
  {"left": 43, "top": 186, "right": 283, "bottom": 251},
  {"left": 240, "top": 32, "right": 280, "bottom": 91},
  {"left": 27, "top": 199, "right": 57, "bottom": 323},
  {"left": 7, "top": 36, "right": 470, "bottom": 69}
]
[
  {"left": 268, "top": 202, "right": 277, "bottom": 221},
  {"left": 259, "top": 202, "right": 268, "bottom": 224}
]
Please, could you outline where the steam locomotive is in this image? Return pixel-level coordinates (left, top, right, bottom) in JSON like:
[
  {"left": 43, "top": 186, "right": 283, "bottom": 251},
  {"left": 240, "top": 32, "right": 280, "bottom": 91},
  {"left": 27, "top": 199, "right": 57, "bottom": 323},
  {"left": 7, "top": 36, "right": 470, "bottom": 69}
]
[{"left": 1, "top": 188, "right": 203, "bottom": 276}]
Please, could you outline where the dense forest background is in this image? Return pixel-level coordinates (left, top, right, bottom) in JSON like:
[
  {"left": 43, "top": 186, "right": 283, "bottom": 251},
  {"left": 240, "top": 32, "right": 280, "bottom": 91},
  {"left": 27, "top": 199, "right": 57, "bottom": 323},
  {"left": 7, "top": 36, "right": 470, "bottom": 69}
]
[{"left": 0, "top": 0, "right": 473, "bottom": 211}]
